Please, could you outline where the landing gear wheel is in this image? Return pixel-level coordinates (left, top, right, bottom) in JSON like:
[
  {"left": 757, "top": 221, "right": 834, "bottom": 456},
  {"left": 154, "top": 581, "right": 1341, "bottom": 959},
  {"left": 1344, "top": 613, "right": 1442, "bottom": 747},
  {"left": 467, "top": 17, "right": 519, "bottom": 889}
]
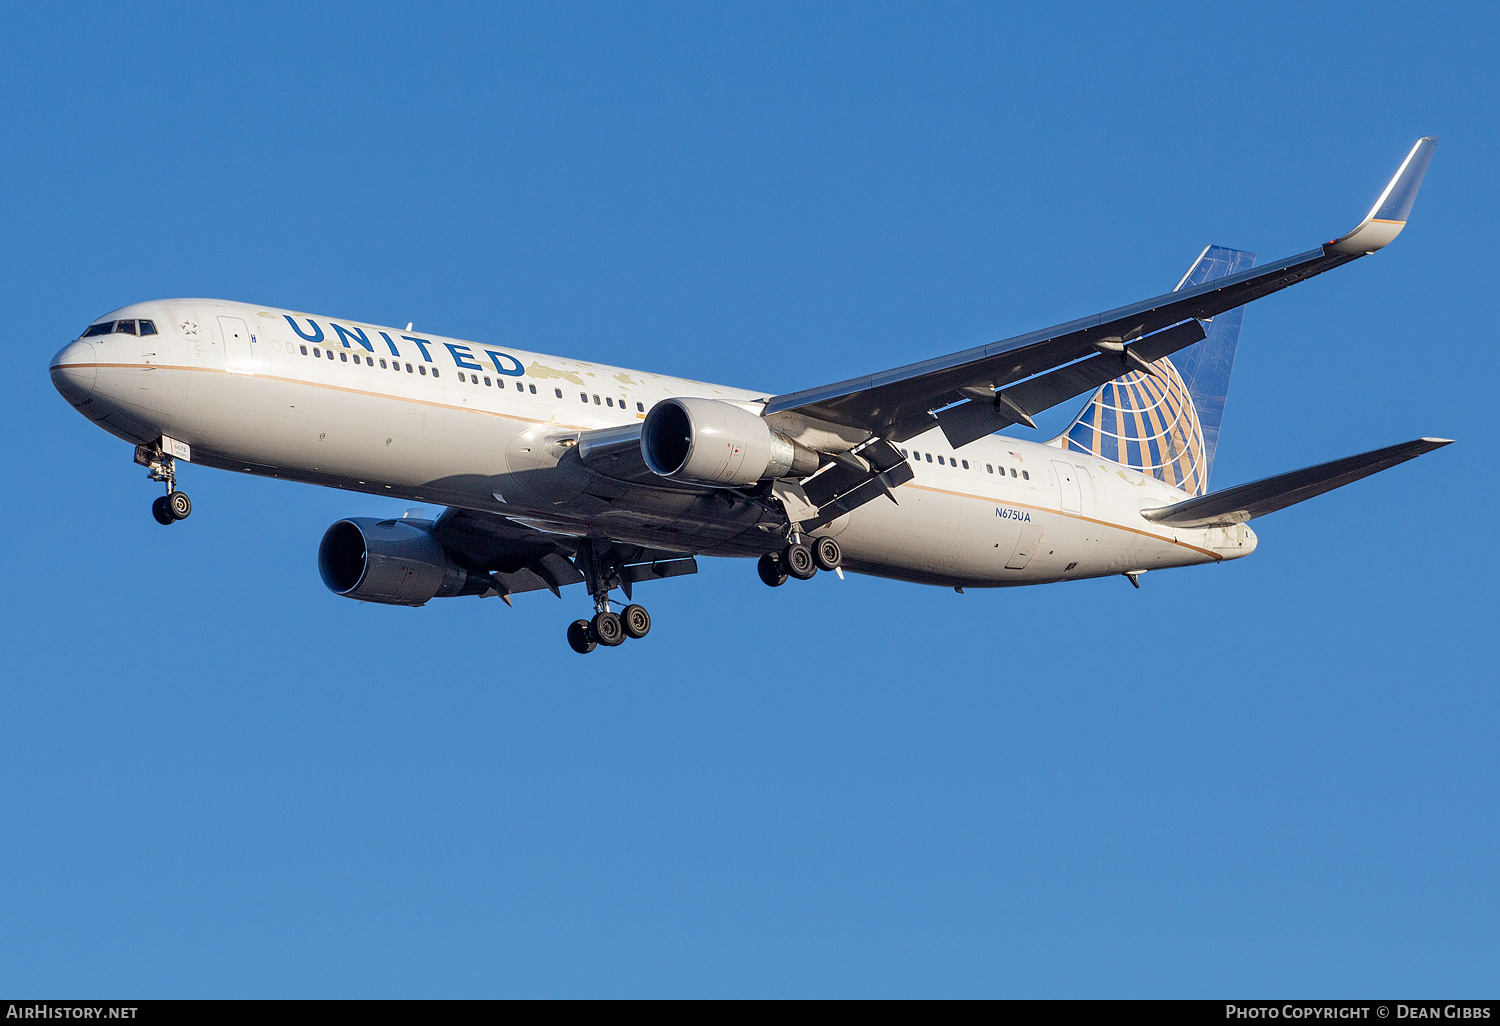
[
  {"left": 622, "top": 604, "right": 651, "bottom": 639},
  {"left": 166, "top": 491, "right": 192, "bottom": 521},
  {"left": 591, "top": 610, "right": 625, "bottom": 647},
  {"left": 757, "top": 552, "right": 788, "bottom": 587},
  {"left": 567, "top": 619, "right": 597, "bottom": 654},
  {"left": 812, "top": 536, "right": 842, "bottom": 572},
  {"left": 783, "top": 542, "right": 817, "bottom": 580},
  {"left": 151, "top": 495, "right": 175, "bottom": 526}
]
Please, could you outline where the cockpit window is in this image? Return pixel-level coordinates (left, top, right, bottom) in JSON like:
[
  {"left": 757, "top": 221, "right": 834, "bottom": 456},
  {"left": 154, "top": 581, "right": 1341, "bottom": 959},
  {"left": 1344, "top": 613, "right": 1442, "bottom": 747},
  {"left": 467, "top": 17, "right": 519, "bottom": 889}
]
[{"left": 81, "top": 318, "right": 157, "bottom": 337}]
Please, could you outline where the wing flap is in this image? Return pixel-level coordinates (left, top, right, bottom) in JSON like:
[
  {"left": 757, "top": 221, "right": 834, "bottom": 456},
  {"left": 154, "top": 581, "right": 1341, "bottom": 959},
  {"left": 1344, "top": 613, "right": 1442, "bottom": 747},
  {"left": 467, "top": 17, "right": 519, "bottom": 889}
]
[
  {"left": 1141, "top": 437, "right": 1452, "bottom": 529},
  {"left": 930, "top": 319, "right": 1207, "bottom": 449}
]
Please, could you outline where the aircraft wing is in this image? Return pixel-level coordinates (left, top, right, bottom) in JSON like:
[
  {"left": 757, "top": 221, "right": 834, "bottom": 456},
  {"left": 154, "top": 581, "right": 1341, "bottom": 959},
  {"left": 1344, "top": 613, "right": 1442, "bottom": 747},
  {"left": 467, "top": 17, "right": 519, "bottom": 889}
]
[
  {"left": 763, "top": 137, "right": 1438, "bottom": 445},
  {"left": 1140, "top": 437, "right": 1452, "bottom": 529},
  {"left": 432, "top": 507, "right": 698, "bottom": 601}
]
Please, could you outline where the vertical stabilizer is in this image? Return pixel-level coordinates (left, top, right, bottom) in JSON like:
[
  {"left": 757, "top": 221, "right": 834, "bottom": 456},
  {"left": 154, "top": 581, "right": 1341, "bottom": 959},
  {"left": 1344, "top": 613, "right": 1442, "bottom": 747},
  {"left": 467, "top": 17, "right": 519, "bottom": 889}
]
[{"left": 1058, "top": 245, "right": 1255, "bottom": 495}]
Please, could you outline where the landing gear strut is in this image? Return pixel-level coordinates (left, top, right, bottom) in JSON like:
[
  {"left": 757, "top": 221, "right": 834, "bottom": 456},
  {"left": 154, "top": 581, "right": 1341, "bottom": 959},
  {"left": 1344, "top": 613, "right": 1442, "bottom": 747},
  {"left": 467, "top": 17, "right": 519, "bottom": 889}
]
[
  {"left": 565, "top": 539, "right": 653, "bottom": 654},
  {"left": 135, "top": 442, "right": 191, "bottom": 525}
]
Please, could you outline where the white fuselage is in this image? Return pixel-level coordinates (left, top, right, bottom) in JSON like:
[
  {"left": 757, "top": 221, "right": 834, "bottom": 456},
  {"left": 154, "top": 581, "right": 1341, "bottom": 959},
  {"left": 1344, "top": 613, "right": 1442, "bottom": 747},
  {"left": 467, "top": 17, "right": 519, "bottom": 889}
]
[{"left": 50, "top": 299, "right": 1256, "bottom": 588}]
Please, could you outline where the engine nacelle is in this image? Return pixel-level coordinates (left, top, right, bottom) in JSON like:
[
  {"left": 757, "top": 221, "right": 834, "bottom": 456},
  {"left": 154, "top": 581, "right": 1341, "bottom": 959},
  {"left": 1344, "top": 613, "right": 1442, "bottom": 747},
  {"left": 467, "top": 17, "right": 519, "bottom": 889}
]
[
  {"left": 318, "top": 517, "right": 487, "bottom": 606},
  {"left": 641, "top": 397, "right": 820, "bottom": 487}
]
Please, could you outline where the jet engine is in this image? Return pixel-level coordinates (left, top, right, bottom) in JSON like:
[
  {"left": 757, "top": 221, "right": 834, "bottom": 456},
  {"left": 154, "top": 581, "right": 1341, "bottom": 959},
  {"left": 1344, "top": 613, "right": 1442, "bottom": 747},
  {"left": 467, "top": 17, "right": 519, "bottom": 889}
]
[
  {"left": 641, "top": 397, "right": 820, "bottom": 487},
  {"left": 318, "top": 517, "right": 491, "bottom": 606}
]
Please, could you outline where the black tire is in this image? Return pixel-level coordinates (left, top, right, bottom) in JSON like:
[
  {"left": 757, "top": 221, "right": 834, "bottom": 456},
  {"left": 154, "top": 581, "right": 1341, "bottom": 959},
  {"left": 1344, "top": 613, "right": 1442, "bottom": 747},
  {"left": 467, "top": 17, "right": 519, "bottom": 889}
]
[
  {"left": 151, "top": 495, "right": 175, "bottom": 526},
  {"left": 567, "top": 619, "right": 596, "bottom": 654},
  {"left": 622, "top": 604, "right": 651, "bottom": 639},
  {"left": 784, "top": 542, "right": 817, "bottom": 580},
  {"left": 757, "top": 552, "right": 788, "bottom": 587},
  {"left": 812, "top": 536, "right": 842, "bottom": 572},
  {"left": 167, "top": 491, "right": 192, "bottom": 520},
  {"left": 591, "top": 610, "right": 625, "bottom": 647}
]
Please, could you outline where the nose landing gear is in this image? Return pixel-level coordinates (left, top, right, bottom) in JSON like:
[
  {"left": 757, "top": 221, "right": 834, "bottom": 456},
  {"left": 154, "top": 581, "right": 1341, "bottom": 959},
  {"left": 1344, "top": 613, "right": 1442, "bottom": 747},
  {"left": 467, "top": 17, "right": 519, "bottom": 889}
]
[{"left": 136, "top": 442, "right": 192, "bottom": 525}]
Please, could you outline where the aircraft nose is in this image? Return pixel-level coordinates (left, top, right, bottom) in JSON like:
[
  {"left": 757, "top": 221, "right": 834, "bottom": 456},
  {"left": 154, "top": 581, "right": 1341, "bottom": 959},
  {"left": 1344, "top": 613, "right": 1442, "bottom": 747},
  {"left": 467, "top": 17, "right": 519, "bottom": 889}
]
[{"left": 50, "top": 339, "right": 97, "bottom": 403}]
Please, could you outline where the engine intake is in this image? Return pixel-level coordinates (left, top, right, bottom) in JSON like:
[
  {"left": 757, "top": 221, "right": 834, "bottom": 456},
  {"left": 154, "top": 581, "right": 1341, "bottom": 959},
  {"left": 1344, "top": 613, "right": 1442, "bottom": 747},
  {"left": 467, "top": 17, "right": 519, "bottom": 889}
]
[
  {"left": 641, "top": 397, "right": 820, "bottom": 487},
  {"left": 318, "top": 517, "right": 488, "bottom": 606}
]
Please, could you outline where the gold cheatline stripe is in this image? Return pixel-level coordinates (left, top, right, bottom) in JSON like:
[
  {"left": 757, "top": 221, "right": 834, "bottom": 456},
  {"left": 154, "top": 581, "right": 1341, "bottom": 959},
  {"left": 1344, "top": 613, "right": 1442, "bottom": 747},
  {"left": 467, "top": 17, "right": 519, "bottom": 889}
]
[
  {"left": 82, "top": 361, "right": 1224, "bottom": 561},
  {"left": 901, "top": 481, "right": 1222, "bottom": 560},
  {"left": 83, "top": 362, "right": 622, "bottom": 432}
]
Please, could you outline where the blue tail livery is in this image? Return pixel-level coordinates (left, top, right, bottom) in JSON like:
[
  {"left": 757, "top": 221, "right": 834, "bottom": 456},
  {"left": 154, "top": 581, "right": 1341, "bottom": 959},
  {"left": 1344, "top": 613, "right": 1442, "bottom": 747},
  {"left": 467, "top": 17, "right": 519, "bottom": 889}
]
[{"left": 1058, "top": 245, "right": 1256, "bottom": 495}]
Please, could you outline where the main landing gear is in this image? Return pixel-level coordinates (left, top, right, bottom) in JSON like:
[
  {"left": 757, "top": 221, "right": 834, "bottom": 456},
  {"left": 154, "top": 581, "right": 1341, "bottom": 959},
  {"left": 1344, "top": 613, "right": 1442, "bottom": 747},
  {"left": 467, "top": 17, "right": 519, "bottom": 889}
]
[
  {"left": 136, "top": 442, "right": 192, "bottom": 526},
  {"left": 566, "top": 539, "right": 653, "bottom": 654},
  {"left": 757, "top": 535, "right": 841, "bottom": 587},
  {"left": 567, "top": 603, "right": 651, "bottom": 655}
]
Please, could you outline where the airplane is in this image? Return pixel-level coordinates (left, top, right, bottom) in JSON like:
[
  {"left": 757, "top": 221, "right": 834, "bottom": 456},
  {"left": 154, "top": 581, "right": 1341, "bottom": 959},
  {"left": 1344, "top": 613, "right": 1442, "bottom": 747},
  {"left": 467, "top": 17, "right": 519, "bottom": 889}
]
[{"left": 50, "top": 137, "right": 1448, "bottom": 653}]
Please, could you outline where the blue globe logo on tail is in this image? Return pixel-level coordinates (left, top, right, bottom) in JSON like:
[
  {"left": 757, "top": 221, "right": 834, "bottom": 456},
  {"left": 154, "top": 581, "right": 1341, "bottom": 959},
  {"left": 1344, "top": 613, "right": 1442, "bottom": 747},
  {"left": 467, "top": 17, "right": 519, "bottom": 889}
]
[
  {"left": 1061, "top": 245, "right": 1256, "bottom": 497},
  {"left": 1065, "top": 358, "right": 1209, "bottom": 494}
]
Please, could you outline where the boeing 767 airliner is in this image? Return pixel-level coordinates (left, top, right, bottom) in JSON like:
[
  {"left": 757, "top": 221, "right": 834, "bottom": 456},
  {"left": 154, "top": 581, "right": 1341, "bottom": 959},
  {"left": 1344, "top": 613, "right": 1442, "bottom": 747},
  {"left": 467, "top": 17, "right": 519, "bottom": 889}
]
[{"left": 50, "top": 138, "right": 1447, "bottom": 652}]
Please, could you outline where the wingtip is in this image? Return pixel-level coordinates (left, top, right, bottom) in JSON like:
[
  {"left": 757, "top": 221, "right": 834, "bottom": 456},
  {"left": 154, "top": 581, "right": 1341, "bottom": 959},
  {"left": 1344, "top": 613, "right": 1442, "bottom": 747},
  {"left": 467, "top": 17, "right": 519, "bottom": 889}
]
[
  {"left": 1325, "top": 137, "right": 1438, "bottom": 255},
  {"left": 1420, "top": 437, "right": 1455, "bottom": 446}
]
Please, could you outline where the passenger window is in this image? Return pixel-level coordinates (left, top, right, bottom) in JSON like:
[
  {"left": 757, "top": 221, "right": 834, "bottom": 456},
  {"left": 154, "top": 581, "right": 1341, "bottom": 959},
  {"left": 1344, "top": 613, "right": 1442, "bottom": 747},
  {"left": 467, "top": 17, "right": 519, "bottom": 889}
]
[
  {"left": 900, "top": 449, "right": 908, "bottom": 458},
  {"left": 313, "top": 348, "right": 321, "bottom": 357},
  {"left": 483, "top": 376, "right": 491, "bottom": 386},
  {"left": 515, "top": 380, "right": 523, "bottom": 391},
  {"left": 986, "top": 464, "right": 993, "bottom": 473},
  {"left": 1010, "top": 468, "right": 1017, "bottom": 477},
  {"left": 962, "top": 460, "right": 969, "bottom": 469},
  {"left": 366, "top": 356, "right": 374, "bottom": 366},
  {"left": 115, "top": 319, "right": 137, "bottom": 335},
  {"left": 406, "top": 363, "right": 413, "bottom": 372},
  {"left": 606, "top": 397, "right": 613, "bottom": 407},
  {"left": 420, "top": 365, "right": 428, "bottom": 375},
  {"left": 925, "top": 453, "right": 933, "bottom": 463},
  {"left": 636, "top": 402, "right": 643, "bottom": 411},
  {"left": 458, "top": 372, "right": 466, "bottom": 382},
  {"left": 327, "top": 350, "right": 334, "bottom": 359},
  {"left": 1022, "top": 470, "right": 1030, "bottom": 480},
  {"left": 593, "top": 394, "right": 600, "bottom": 404},
  {"left": 82, "top": 322, "right": 114, "bottom": 337},
  {"left": 557, "top": 388, "right": 564, "bottom": 399},
  {"left": 937, "top": 455, "right": 944, "bottom": 465},
  {"left": 580, "top": 392, "right": 588, "bottom": 403},
  {"left": 340, "top": 352, "right": 348, "bottom": 362},
  {"left": 530, "top": 384, "right": 537, "bottom": 394},
  {"left": 138, "top": 320, "right": 157, "bottom": 335},
  {"left": 301, "top": 345, "right": 309, "bottom": 356}
]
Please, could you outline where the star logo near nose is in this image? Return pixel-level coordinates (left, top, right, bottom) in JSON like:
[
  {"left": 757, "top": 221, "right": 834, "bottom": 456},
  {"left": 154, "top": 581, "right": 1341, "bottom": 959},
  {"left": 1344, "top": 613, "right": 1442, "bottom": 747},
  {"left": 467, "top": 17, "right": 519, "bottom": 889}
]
[{"left": 180, "top": 320, "right": 197, "bottom": 336}]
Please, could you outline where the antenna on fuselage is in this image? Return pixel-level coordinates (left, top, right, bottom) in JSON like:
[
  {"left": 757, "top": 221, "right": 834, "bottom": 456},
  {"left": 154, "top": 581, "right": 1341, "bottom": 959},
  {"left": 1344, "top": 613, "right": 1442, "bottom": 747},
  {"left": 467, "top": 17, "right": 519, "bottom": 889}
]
[{"left": 406, "top": 323, "right": 413, "bottom": 331}]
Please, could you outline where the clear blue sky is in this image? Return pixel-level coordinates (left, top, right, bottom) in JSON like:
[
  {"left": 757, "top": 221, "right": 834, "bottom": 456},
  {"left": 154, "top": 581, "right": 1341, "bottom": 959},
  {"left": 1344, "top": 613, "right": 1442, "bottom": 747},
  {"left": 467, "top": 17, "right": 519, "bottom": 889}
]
[{"left": 3, "top": 2, "right": 1496, "bottom": 998}]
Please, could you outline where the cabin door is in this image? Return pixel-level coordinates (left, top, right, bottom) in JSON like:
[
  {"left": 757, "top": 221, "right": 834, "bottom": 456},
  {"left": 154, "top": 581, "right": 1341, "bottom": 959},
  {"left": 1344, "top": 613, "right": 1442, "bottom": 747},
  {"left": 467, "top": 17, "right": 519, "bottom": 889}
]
[
  {"left": 1052, "top": 460, "right": 1082, "bottom": 514},
  {"left": 219, "top": 316, "right": 254, "bottom": 375}
]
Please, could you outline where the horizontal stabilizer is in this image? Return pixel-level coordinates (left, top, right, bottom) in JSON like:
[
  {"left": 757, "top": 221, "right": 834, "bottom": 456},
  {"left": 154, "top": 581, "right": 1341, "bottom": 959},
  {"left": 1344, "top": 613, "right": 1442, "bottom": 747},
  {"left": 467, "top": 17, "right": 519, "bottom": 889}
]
[{"left": 1140, "top": 437, "right": 1452, "bottom": 529}]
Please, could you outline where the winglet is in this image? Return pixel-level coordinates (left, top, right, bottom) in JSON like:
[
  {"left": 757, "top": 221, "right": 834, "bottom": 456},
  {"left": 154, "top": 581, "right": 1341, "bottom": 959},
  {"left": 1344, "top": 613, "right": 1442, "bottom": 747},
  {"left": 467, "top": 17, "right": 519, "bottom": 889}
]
[{"left": 1326, "top": 137, "right": 1438, "bottom": 255}]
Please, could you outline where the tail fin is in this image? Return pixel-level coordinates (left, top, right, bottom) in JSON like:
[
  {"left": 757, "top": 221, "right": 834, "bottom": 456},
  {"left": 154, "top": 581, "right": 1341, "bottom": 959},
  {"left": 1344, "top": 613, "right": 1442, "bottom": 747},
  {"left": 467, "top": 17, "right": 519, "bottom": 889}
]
[{"left": 1057, "top": 245, "right": 1256, "bottom": 495}]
